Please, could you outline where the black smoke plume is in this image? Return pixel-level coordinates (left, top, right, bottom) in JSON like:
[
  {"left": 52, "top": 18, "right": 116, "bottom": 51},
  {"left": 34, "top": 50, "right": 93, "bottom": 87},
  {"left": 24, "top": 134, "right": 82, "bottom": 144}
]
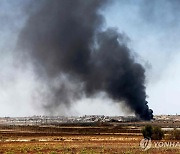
[{"left": 17, "top": 0, "right": 153, "bottom": 120}]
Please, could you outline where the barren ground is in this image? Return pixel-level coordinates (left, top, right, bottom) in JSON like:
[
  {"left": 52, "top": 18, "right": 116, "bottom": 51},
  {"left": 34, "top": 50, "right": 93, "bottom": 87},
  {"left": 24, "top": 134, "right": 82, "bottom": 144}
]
[{"left": 0, "top": 121, "right": 179, "bottom": 153}]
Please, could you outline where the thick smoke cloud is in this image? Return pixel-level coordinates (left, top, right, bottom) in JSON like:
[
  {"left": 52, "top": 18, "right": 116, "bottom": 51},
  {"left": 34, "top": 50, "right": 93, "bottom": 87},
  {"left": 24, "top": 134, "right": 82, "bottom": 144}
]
[{"left": 17, "top": 0, "right": 153, "bottom": 120}]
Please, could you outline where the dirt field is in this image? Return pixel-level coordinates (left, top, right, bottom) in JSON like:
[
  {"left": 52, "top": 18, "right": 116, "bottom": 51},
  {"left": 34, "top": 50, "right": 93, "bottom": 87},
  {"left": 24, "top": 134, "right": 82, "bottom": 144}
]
[{"left": 0, "top": 122, "right": 179, "bottom": 153}]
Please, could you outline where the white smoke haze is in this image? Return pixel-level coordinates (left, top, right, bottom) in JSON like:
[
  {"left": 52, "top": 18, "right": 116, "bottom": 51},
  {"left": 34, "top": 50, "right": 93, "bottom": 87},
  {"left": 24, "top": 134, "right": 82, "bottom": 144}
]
[{"left": 0, "top": 0, "right": 179, "bottom": 117}]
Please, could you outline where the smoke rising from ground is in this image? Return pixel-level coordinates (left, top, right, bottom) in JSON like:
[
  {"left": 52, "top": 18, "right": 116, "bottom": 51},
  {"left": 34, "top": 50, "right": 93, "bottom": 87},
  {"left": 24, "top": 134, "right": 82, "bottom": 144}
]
[{"left": 17, "top": 0, "right": 153, "bottom": 120}]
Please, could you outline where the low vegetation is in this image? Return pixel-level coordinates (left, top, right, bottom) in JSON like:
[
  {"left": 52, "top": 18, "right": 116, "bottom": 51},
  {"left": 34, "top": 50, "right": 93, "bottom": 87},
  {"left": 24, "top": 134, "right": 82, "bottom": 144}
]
[
  {"left": 142, "top": 125, "right": 164, "bottom": 140},
  {"left": 169, "top": 129, "right": 180, "bottom": 140}
]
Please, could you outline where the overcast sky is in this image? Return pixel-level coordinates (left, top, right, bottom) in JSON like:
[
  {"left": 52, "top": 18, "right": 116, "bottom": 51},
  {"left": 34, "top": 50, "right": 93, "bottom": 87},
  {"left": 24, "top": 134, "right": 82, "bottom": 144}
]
[{"left": 0, "top": 0, "right": 179, "bottom": 116}]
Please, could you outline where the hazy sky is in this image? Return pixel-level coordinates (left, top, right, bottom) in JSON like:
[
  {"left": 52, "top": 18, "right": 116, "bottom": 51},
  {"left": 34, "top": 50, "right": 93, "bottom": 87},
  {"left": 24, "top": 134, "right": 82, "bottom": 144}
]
[{"left": 0, "top": 0, "right": 179, "bottom": 116}]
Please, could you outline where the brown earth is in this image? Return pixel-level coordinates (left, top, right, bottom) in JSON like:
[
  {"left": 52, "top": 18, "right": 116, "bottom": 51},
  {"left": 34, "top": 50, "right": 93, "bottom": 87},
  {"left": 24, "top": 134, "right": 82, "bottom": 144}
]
[{"left": 0, "top": 123, "right": 179, "bottom": 154}]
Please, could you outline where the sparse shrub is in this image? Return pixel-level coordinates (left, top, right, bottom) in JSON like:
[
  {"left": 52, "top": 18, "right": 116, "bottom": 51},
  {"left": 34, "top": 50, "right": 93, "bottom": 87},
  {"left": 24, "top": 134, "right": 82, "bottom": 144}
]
[
  {"left": 142, "top": 125, "right": 153, "bottom": 139},
  {"left": 170, "top": 129, "right": 180, "bottom": 140},
  {"left": 142, "top": 125, "right": 164, "bottom": 140},
  {"left": 151, "top": 126, "right": 164, "bottom": 140},
  {"left": 30, "top": 138, "right": 38, "bottom": 142},
  {"left": 53, "top": 138, "right": 59, "bottom": 141}
]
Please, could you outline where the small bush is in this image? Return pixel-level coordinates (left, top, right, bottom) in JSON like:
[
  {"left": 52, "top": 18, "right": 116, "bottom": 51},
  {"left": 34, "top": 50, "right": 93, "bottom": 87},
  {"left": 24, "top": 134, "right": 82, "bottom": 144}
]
[
  {"left": 142, "top": 125, "right": 153, "bottom": 139},
  {"left": 170, "top": 129, "right": 180, "bottom": 140},
  {"left": 30, "top": 138, "right": 38, "bottom": 142},
  {"left": 142, "top": 125, "right": 164, "bottom": 140},
  {"left": 151, "top": 126, "right": 164, "bottom": 140}
]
